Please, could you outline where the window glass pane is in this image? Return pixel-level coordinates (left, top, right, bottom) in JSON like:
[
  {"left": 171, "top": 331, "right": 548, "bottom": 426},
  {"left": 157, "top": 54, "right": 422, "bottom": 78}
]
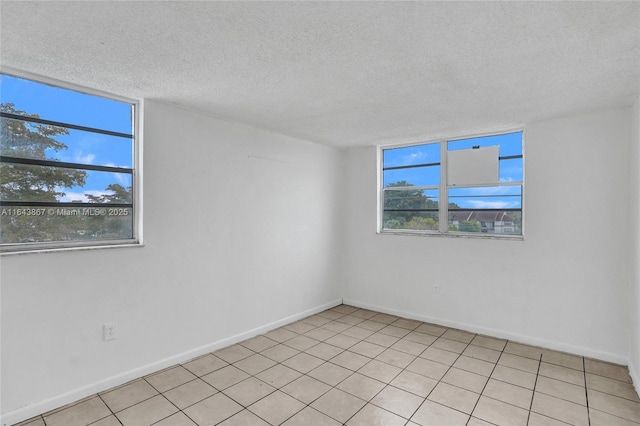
[
  {"left": 383, "top": 165, "right": 440, "bottom": 187},
  {"left": 1, "top": 117, "right": 133, "bottom": 167},
  {"left": 383, "top": 188, "right": 439, "bottom": 230},
  {"left": 1, "top": 163, "right": 132, "bottom": 203},
  {"left": 383, "top": 210, "right": 440, "bottom": 230},
  {"left": 448, "top": 186, "right": 521, "bottom": 209},
  {"left": 448, "top": 131, "right": 522, "bottom": 157},
  {"left": 448, "top": 209, "right": 521, "bottom": 234},
  {"left": 0, "top": 74, "right": 132, "bottom": 134},
  {"left": 383, "top": 143, "right": 440, "bottom": 168},
  {"left": 0, "top": 205, "right": 133, "bottom": 244},
  {"left": 448, "top": 186, "right": 522, "bottom": 235},
  {"left": 500, "top": 157, "right": 523, "bottom": 182}
]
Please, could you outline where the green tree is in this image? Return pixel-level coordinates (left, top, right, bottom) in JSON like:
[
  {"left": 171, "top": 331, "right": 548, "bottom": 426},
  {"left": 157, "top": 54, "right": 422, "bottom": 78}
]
[
  {"left": 458, "top": 220, "right": 481, "bottom": 232},
  {"left": 383, "top": 180, "right": 438, "bottom": 228},
  {"left": 1, "top": 103, "right": 89, "bottom": 243},
  {"left": 405, "top": 217, "right": 438, "bottom": 230},
  {"left": 84, "top": 183, "right": 133, "bottom": 240},
  {"left": 0, "top": 103, "right": 87, "bottom": 202}
]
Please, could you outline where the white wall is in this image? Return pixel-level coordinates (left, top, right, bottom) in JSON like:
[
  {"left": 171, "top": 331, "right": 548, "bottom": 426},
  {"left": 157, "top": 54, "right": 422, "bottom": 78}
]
[
  {"left": 0, "top": 100, "right": 344, "bottom": 423},
  {"left": 630, "top": 95, "right": 640, "bottom": 390},
  {"left": 343, "top": 107, "right": 632, "bottom": 364}
]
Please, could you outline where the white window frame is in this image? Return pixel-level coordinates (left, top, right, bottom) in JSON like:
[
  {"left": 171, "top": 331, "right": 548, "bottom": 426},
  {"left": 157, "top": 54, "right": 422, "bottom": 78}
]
[
  {"left": 0, "top": 67, "right": 143, "bottom": 254},
  {"left": 378, "top": 129, "right": 524, "bottom": 240}
]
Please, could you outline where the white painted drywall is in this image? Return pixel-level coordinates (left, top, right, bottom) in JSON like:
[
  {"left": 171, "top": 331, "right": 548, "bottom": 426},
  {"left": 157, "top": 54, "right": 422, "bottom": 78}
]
[
  {"left": 0, "top": 101, "right": 344, "bottom": 422},
  {"left": 343, "top": 107, "right": 632, "bottom": 363},
  {"left": 630, "top": 95, "right": 640, "bottom": 391}
]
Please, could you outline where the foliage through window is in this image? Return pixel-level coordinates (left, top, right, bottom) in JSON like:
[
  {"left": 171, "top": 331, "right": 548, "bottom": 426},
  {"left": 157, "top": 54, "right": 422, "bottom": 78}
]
[
  {"left": 381, "top": 131, "right": 523, "bottom": 237},
  {"left": 0, "top": 73, "right": 139, "bottom": 252}
]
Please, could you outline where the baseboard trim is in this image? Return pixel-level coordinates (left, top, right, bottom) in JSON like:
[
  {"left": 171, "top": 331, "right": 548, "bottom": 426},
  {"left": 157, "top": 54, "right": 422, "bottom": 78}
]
[
  {"left": 343, "top": 298, "right": 629, "bottom": 366},
  {"left": 1, "top": 298, "right": 342, "bottom": 426}
]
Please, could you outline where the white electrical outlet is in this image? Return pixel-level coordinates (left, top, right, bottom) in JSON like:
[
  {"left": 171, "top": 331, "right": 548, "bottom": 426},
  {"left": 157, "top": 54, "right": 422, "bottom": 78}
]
[
  {"left": 103, "top": 323, "right": 118, "bottom": 341},
  {"left": 433, "top": 286, "right": 440, "bottom": 294}
]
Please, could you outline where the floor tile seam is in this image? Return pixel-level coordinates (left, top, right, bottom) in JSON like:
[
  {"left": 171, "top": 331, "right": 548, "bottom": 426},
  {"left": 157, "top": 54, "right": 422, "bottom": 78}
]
[
  {"left": 587, "top": 406, "right": 640, "bottom": 425},
  {"left": 343, "top": 397, "right": 405, "bottom": 425},
  {"left": 587, "top": 387, "right": 640, "bottom": 411},
  {"left": 17, "top": 415, "right": 46, "bottom": 426},
  {"left": 109, "top": 392, "right": 179, "bottom": 426},
  {"left": 411, "top": 396, "right": 472, "bottom": 424},
  {"left": 582, "top": 356, "right": 592, "bottom": 426},
  {"left": 218, "top": 380, "right": 279, "bottom": 411},
  {"left": 415, "top": 338, "right": 476, "bottom": 415},
  {"left": 541, "top": 361, "right": 585, "bottom": 373},
  {"left": 584, "top": 385, "right": 640, "bottom": 403},
  {"left": 532, "top": 386, "right": 588, "bottom": 409},
  {"left": 103, "top": 379, "right": 160, "bottom": 414},
  {"left": 40, "top": 392, "right": 105, "bottom": 418},
  {"left": 217, "top": 350, "right": 257, "bottom": 365},
  {"left": 529, "top": 402, "right": 588, "bottom": 426},
  {"left": 145, "top": 373, "right": 206, "bottom": 396},
  {"left": 466, "top": 340, "right": 504, "bottom": 420},
  {"left": 239, "top": 338, "right": 282, "bottom": 353},
  {"left": 86, "top": 414, "right": 123, "bottom": 426},
  {"left": 584, "top": 370, "right": 636, "bottom": 386},
  {"left": 163, "top": 386, "right": 220, "bottom": 412},
  {"left": 465, "top": 416, "right": 499, "bottom": 426},
  {"left": 536, "top": 370, "right": 585, "bottom": 388},
  {"left": 485, "top": 369, "right": 538, "bottom": 393},
  {"left": 525, "top": 353, "right": 543, "bottom": 426},
  {"left": 528, "top": 412, "right": 573, "bottom": 425},
  {"left": 366, "top": 387, "right": 427, "bottom": 421},
  {"left": 146, "top": 404, "right": 184, "bottom": 426},
  {"left": 172, "top": 408, "right": 201, "bottom": 426},
  {"left": 389, "top": 322, "right": 421, "bottom": 332},
  {"left": 495, "top": 358, "right": 540, "bottom": 375},
  {"left": 289, "top": 371, "right": 337, "bottom": 405},
  {"left": 94, "top": 393, "right": 121, "bottom": 424},
  {"left": 467, "top": 341, "right": 507, "bottom": 353},
  {"left": 307, "top": 375, "right": 364, "bottom": 425}
]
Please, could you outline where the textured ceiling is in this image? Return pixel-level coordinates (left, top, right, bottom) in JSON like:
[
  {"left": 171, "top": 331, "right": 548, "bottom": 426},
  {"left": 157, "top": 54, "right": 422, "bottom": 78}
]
[{"left": 1, "top": 1, "right": 639, "bottom": 147}]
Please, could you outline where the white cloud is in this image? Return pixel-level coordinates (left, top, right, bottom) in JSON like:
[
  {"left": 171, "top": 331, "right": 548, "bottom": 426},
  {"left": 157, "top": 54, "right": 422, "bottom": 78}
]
[
  {"left": 466, "top": 200, "right": 520, "bottom": 209},
  {"left": 56, "top": 189, "right": 112, "bottom": 203},
  {"left": 463, "top": 186, "right": 519, "bottom": 196},
  {"left": 75, "top": 153, "right": 96, "bottom": 164},
  {"left": 103, "top": 164, "right": 129, "bottom": 185}
]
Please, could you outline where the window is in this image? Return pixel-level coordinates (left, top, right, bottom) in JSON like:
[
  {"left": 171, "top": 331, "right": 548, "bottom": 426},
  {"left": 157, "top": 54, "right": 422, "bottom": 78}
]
[
  {"left": 380, "top": 131, "right": 523, "bottom": 237},
  {"left": 0, "top": 72, "right": 141, "bottom": 253}
]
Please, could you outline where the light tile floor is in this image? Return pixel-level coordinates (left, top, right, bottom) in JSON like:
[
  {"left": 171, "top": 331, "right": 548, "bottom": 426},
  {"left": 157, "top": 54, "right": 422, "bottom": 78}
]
[{"left": 17, "top": 305, "right": 640, "bottom": 426}]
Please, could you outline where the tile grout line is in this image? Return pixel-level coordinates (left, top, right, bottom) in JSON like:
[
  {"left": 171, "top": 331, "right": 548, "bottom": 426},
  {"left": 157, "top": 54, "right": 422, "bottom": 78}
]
[
  {"left": 583, "top": 357, "right": 591, "bottom": 426},
  {"left": 336, "top": 319, "right": 426, "bottom": 425},
  {"left": 525, "top": 352, "right": 543, "bottom": 426},
  {"left": 93, "top": 393, "right": 123, "bottom": 426},
  {"left": 463, "top": 337, "right": 504, "bottom": 425}
]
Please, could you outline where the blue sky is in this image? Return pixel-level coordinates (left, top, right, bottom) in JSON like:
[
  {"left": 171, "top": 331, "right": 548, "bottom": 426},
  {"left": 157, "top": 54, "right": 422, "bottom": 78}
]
[
  {"left": 383, "top": 132, "right": 523, "bottom": 209},
  {"left": 1, "top": 73, "right": 133, "bottom": 202}
]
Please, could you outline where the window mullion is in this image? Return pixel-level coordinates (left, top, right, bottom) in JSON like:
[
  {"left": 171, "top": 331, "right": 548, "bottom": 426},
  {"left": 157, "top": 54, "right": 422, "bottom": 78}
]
[{"left": 439, "top": 141, "right": 448, "bottom": 233}]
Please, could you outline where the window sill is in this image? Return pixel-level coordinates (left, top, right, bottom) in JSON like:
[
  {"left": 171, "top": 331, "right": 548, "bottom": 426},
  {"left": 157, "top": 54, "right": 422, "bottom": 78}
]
[
  {"left": 378, "top": 230, "right": 524, "bottom": 241},
  {"left": 0, "top": 240, "right": 144, "bottom": 256}
]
